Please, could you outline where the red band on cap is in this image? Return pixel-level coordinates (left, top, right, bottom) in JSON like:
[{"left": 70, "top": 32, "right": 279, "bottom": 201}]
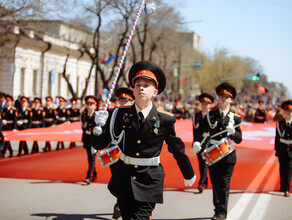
[
  {"left": 87, "top": 98, "right": 97, "bottom": 104},
  {"left": 132, "top": 70, "right": 158, "bottom": 88},
  {"left": 200, "top": 97, "right": 212, "bottom": 103},
  {"left": 284, "top": 105, "right": 292, "bottom": 110},
  {"left": 219, "top": 89, "right": 233, "bottom": 97},
  {"left": 7, "top": 97, "right": 13, "bottom": 102},
  {"left": 21, "top": 97, "right": 29, "bottom": 102},
  {"left": 35, "top": 99, "right": 41, "bottom": 104},
  {"left": 46, "top": 97, "right": 53, "bottom": 102},
  {"left": 118, "top": 93, "right": 133, "bottom": 100}
]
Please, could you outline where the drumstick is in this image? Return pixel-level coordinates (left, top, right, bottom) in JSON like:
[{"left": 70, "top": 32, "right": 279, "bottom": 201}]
[{"left": 200, "top": 123, "right": 241, "bottom": 145}]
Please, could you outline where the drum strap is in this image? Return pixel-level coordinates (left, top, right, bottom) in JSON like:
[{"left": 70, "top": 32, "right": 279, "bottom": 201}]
[
  {"left": 109, "top": 108, "right": 125, "bottom": 146},
  {"left": 207, "top": 111, "right": 217, "bottom": 129},
  {"left": 277, "top": 121, "right": 285, "bottom": 137}
]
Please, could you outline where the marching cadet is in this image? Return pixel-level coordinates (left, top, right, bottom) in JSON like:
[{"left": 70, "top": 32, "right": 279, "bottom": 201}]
[
  {"left": 31, "top": 98, "right": 44, "bottom": 153},
  {"left": 193, "top": 93, "right": 214, "bottom": 193},
  {"left": 275, "top": 100, "right": 292, "bottom": 197},
  {"left": 68, "top": 98, "right": 81, "bottom": 149},
  {"left": 111, "top": 87, "right": 135, "bottom": 219},
  {"left": 1, "top": 95, "right": 17, "bottom": 158},
  {"left": 92, "top": 61, "right": 196, "bottom": 219},
  {"left": 81, "top": 96, "right": 99, "bottom": 185},
  {"left": 17, "top": 96, "right": 32, "bottom": 156},
  {"left": 56, "top": 97, "right": 68, "bottom": 150},
  {"left": 193, "top": 82, "right": 242, "bottom": 220},
  {"left": 43, "top": 96, "right": 57, "bottom": 152}
]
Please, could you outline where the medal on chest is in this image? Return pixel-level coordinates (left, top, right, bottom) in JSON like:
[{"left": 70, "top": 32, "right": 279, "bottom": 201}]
[{"left": 154, "top": 120, "right": 160, "bottom": 134}]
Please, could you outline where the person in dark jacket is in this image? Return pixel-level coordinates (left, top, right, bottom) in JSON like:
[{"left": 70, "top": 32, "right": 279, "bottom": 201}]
[
  {"left": 193, "top": 82, "right": 242, "bottom": 220},
  {"left": 43, "top": 96, "right": 57, "bottom": 152},
  {"left": 31, "top": 98, "right": 44, "bottom": 153},
  {"left": 275, "top": 100, "right": 292, "bottom": 197},
  {"left": 91, "top": 61, "right": 196, "bottom": 220},
  {"left": 17, "top": 96, "right": 32, "bottom": 156},
  {"left": 1, "top": 95, "right": 17, "bottom": 158},
  {"left": 56, "top": 97, "right": 68, "bottom": 150},
  {"left": 81, "top": 96, "right": 99, "bottom": 185},
  {"left": 68, "top": 98, "right": 81, "bottom": 149},
  {"left": 193, "top": 92, "right": 214, "bottom": 193},
  {"left": 254, "top": 100, "right": 266, "bottom": 123}
]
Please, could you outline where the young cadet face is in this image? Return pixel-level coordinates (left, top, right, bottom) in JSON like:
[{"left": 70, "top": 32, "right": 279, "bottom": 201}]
[
  {"left": 200, "top": 101, "right": 210, "bottom": 112},
  {"left": 133, "top": 78, "right": 158, "bottom": 102},
  {"left": 218, "top": 94, "right": 233, "bottom": 110},
  {"left": 284, "top": 109, "right": 292, "bottom": 120}
]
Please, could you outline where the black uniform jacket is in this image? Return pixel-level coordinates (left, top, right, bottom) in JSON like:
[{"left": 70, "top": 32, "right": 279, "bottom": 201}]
[
  {"left": 1, "top": 106, "right": 18, "bottom": 130},
  {"left": 195, "top": 108, "right": 242, "bottom": 165},
  {"left": 90, "top": 104, "right": 195, "bottom": 203},
  {"left": 193, "top": 111, "right": 208, "bottom": 152},
  {"left": 275, "top": 120, "right": 292, "bottom": 159}
]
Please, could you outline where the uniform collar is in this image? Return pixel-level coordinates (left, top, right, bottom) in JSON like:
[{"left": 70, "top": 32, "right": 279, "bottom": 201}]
[
  {"left": 219, "top": 108, "right": 229, "bottom": 117},
  {"left": 135, "top": 102, "right": 153, "bottom": 119}
]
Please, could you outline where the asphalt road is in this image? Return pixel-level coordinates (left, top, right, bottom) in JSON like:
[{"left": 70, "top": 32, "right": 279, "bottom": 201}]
[{"left": 0, "top": 177, "right": 291, "bottom": 220}]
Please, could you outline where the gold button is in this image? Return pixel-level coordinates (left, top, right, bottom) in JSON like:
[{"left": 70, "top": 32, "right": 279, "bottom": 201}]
[
  {"left": 134, "top": 165, "right": 138, "bottom": 168},
  {"left": 220, "top": 128, "right": 222, "bottom": 130},
  {"left": 220, "top": 135, "right": 222, "bottom": 137},
  {"left": 137, "top": 140, "right": 141, "bottom": 144},
  {"left": 123, "top": 126, "right": 125, "bottom": 128},
  {"left": 133, "top": 176, "right": 136, "bottom": 180},
  {"left": 136, "top": 153, "right": 140, "bottom": 156},
  {"left": 288, "top": 134, "right": 290, "bottom": 137}
]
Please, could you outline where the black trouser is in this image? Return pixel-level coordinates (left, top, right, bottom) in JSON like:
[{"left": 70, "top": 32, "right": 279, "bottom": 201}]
[
  {"left": 209, "top": 162, "right": 234, "bottom": 217},
  {"left": 278, "top": 157, "right": 292, "bottom": 191},
  {"left": 118, "top": 197, "right": 155, "bottom": 220},
  {"left": 197, "top": 153, "right": 208, "bottom": 187},
  {"left": 18, "top": 141, "right": 28, "bottom": 155},
  {"left": 84, "top": 144, "right": 97, "bottom": 179},
  {"left": 2, "top": 141, "right": 13, "bottom": 157}
]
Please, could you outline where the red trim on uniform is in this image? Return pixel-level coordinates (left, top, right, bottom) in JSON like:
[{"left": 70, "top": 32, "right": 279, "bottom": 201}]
[
  {"left": 6, "top": 97, "right": 13, "bottom": 102},
  {"left": 132, "top": 69, "right": 158, "bottom": 88},
  {"left": 219, "top": 89, "right": 233, "bottom": 98}
]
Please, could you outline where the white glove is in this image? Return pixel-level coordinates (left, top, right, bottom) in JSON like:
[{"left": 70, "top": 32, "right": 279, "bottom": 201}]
[
  {"left": 184, "top": 175, "right": 196, "bottom": 187},
  {"left": 192, "top": 141, "right": 202, "bottom": 154},
  {"left": 95, "top": 110, "right": 109, "bottom": 126},
  {"left": 2, "top": 119, "right": 7, "bottom": 125},
  {"left": 17, "top": 120, "right": 23, "bottom": 126},
  {"left": 227, "top": 125, "right": 235, "bottom": 135}
]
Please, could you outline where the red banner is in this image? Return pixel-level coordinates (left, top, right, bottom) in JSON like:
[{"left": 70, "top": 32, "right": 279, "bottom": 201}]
[{"left": 2, "top": 120, "right": 276, "bottom": 151}]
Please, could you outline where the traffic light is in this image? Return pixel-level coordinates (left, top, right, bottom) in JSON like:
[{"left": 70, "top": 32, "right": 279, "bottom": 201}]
[{"left": 251, "top": 73, "right": 260, "bottom": 81}]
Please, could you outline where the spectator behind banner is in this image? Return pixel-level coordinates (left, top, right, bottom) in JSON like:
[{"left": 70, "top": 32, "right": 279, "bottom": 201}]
[
  {"left": 31, "top": 98, "right": 44, "bottom": 153},
  {"left": 254, "top": 100, "right": 266, "bottom": 123}
]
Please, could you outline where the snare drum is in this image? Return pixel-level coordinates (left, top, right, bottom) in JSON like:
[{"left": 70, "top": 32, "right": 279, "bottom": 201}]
[
  {"left": 97, "top": 145, "right": 121, "bottom": 167},
  {"left": 201, "top": 138, "right": 235, "bottom": 166}
]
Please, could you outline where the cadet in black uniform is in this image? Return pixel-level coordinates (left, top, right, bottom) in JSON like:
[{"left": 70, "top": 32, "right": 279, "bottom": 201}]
[
  {"left": 275, "top": 100, "right": 292, "bottom": 197},
  {"left": 192, "top": 93, "right": 214, "bottom": 193},
  {"left": 1, "top": 95, "right": 17, "bottom": 158},
  {"left": 17, "top": 96, "right": 32, "bottom": 156},
  {"left": 56, "top": 97, "right": 68, "bottom": 150},
  {"left": 43, "top": 96, "right": 57, "bottom": 152},
  {"left": 111, "top": 87, "right": 135, "bottom": 219},
  {"left": 81, "top": 96, "right": 98, "bottom": 184},
  {"left": 31, "top": 98, "right": 44, "bottom": 153},
  {"left": 68, "top": 98, "right": 81, "bottom": 149},
  {"left": 92, "top": 61, "right": 196, "bottom": 220},
  {"left": 193, "top": 83, "right": 242, "bottom": 220}
]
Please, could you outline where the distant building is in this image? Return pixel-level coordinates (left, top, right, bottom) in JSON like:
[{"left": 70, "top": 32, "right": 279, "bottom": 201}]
[
  {"left": 0, "top": 20, "right": 95, "bottom": 101},
  {"left": 179, "top": 31, "right": 203, "bottom": 52}
]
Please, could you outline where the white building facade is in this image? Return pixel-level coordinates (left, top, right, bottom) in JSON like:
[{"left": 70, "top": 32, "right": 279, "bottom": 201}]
[{"left": 0, "top": 20, "right": 96, "bottom": 102}]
